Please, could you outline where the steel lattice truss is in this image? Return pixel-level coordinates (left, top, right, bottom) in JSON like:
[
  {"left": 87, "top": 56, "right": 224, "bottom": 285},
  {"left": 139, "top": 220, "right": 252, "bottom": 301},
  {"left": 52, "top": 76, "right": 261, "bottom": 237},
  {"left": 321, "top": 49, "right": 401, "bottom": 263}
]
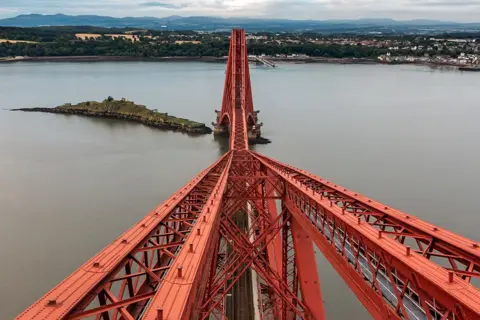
[{"left": 18, "top": 29, "right": 480, "bottom": 320}]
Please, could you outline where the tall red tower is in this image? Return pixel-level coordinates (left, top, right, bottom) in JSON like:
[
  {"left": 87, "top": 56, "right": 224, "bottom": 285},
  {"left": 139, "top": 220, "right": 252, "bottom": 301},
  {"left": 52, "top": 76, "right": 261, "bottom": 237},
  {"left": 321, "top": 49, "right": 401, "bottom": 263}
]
[
  {"left": 213, "top": 29, "right": 262, "bottom": 144},
  {"left": 17, "top": 29, "right": 480, "bottom": 320}
]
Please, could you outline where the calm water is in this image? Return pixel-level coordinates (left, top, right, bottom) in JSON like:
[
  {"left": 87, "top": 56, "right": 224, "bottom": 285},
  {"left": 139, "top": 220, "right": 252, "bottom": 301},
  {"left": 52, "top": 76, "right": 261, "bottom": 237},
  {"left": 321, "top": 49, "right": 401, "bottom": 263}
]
[{"left": 1, "top": 61, "right": 479, "bottom": 319}]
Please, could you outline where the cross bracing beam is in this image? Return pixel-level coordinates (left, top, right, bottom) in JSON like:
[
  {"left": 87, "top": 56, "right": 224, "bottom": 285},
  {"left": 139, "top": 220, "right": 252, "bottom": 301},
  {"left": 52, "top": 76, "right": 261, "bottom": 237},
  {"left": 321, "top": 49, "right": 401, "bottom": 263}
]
[{"left": 194, "top": 150, "right": 324, "bottom": 320}]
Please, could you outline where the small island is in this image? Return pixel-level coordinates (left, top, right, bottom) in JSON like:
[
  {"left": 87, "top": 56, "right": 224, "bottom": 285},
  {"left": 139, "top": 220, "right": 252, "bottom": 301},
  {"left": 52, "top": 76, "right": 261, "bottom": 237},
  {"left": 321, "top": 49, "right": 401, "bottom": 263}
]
[{"left": 11, "top": 97, "right": 213, "bottom": 134}]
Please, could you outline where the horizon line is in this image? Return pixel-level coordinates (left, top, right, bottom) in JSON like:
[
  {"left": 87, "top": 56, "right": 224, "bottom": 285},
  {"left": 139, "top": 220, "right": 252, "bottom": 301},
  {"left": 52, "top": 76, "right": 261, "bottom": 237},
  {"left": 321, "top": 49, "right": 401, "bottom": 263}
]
[{"left": 1, "top": 13, "right": 479, "bottom": 24}]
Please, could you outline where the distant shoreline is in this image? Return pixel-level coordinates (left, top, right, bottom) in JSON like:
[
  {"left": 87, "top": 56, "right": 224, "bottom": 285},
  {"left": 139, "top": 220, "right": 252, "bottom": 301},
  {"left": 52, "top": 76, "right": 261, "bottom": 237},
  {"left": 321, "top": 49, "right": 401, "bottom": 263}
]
[
  {"left": 0, "top": 55, "right": 474, "bottom": 70},
  {"left": 0, "top": 56, "right": 227, "bottom": 63}
]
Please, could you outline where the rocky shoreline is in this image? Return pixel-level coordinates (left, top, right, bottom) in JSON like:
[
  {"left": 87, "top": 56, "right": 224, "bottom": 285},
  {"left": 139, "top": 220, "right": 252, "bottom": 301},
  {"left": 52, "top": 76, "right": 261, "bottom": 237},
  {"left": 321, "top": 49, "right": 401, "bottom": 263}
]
[
  {"left": 250, "top": 136, "right": 272, "bottom": 145},
  {"left": 11, "top": 106, "right": 213, "bottom": 135}
]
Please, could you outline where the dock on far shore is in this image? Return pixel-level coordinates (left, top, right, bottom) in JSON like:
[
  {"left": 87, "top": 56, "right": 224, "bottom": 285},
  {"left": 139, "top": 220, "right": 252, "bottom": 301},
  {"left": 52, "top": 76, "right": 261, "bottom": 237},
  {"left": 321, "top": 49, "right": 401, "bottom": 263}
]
[{"left": 248, "top": 55, "right": 276, "bottom": 68}]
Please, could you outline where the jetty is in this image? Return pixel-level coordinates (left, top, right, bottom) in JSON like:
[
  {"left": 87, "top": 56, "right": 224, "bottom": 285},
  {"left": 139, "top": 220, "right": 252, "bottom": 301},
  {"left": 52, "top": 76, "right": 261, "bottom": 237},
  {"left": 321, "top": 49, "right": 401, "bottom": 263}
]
[{"left": 249, "top": 55, "right": 276, "bottom": 68}]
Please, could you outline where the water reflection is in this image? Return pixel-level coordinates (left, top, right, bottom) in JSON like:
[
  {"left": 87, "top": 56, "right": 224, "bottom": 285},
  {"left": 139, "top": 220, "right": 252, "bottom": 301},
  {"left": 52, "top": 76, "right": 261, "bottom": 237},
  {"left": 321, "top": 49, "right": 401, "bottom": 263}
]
[
  {"left": 1, "top": 61, "right": 479, "bottom": 320},
  {"left": 213, "top": 134, "right": 230, "bottom": 156},
  {"left": 56, "top": 113, "right": 214, "bottom": 140}
]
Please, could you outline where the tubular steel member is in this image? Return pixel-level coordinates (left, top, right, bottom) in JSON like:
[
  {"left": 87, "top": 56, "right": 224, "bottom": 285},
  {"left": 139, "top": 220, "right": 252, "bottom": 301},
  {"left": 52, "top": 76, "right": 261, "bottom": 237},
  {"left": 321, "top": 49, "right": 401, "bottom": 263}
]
[
  {"left": 16, "top": 153, "right": 231, "bottom": 320},
  {"left": 140, "top": 153, "right": 233, "bottom": 320},
  {"left": 291, "top": 218, "right": 326, "bottom": 320},
  {"left": 251, "top": 151, "right": 480, "bottom": 320}
]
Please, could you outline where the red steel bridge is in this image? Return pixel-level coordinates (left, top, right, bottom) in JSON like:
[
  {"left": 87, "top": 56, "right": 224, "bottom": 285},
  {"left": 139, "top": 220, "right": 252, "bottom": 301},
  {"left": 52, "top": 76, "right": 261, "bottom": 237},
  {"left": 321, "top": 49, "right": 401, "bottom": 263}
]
[{"left": 18, "top": 29, "right": 480, "bottom": 320}]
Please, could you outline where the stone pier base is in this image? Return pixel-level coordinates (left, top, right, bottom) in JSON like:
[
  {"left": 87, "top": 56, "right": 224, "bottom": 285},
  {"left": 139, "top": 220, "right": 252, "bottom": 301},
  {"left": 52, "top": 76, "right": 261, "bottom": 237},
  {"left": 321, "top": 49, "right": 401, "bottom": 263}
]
[{"left": 213, "top": 125, "right": 229, "bottom": 136}]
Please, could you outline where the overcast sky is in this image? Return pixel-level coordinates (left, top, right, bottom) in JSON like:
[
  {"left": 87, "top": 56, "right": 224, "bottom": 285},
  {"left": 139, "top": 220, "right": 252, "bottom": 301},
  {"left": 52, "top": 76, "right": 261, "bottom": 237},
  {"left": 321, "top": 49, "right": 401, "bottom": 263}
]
[{"left": 1, "top": 0, "right": 479, "bottom": 22}]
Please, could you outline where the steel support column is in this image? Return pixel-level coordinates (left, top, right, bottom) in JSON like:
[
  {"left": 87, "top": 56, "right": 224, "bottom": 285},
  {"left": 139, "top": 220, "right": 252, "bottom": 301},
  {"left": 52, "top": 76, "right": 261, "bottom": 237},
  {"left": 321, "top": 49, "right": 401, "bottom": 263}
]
[{"left": 291, "top": 218, "right": 326, "bottom": 320}]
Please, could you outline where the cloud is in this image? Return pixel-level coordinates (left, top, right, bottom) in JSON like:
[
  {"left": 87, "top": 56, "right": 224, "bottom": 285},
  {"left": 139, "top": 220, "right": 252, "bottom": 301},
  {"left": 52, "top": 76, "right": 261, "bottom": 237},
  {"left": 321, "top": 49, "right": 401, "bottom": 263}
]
[
  {"left": 0, "top": 0, "right": 479, "bottom": 21},
  {"left": 139, "top": 2, "right": 188, "bottom": 9},
  {"left": 411, "top": 0, "right": 480, "bottom": 6},
  {"left": 0, "top": 7, "right": 18, "bottom": 13}
]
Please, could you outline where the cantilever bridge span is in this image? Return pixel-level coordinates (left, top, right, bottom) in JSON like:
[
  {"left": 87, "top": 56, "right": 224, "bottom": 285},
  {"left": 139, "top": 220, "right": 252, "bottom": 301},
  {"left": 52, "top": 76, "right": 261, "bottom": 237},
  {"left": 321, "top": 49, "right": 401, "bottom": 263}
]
[{"left": 18, "top": 29, "right": 480, "bottom": 320}]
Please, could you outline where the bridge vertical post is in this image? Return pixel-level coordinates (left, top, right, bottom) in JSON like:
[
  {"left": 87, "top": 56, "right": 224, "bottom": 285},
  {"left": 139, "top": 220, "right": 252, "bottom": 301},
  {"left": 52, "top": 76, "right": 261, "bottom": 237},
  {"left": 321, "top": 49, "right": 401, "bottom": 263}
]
[{"left": 291, "top": 218, "right": 326, "bottom": 320}]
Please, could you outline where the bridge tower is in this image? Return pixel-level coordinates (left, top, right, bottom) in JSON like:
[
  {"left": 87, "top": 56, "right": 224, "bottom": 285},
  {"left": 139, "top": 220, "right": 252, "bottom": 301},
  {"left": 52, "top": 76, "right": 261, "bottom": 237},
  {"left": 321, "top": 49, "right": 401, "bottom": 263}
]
[{"left": 213, "top": 29, "right": 263, "bottom": 143}]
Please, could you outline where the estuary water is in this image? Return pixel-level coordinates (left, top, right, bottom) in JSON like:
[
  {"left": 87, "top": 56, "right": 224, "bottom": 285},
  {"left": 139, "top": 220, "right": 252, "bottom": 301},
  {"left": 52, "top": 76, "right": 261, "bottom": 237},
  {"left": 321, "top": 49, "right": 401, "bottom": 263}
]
[{"left": 0, "top": 61, "right": 479, "bottom": 319}]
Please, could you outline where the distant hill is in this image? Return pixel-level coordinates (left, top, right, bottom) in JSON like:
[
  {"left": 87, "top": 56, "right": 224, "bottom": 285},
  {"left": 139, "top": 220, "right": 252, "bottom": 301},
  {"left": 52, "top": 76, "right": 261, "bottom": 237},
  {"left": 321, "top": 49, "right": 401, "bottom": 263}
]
[
  {"left": 1, "top": 14, "right": 479, "bottom": 33},
  {"left": 0, "top": 14, "right": 163, "bottom": 28}
]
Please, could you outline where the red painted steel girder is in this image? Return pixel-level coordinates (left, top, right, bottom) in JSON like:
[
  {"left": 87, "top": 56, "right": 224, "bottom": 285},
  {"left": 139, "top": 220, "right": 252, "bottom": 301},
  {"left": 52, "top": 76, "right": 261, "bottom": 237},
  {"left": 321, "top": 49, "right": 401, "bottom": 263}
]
[
  {"left": 16, "top": 153, "right": 231, "bottom": 320},
  {"left": 139, "top": 153, "right": 233, "bottom": 320},
  {"left": 291, "top": 218, "right": 326, "bottom": 320},
  {"left": 254, "top": 152, "right": 480, "bottom": 286},
  {"left": 251, "top": 151, "right": 480, "bottom": 320}
]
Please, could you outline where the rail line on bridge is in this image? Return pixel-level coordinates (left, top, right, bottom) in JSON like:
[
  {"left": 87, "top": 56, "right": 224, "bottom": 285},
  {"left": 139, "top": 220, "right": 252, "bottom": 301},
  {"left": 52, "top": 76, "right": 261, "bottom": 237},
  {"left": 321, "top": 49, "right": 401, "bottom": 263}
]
[{"left": 17, "top": 29, "right": 480, "bottom": 320}]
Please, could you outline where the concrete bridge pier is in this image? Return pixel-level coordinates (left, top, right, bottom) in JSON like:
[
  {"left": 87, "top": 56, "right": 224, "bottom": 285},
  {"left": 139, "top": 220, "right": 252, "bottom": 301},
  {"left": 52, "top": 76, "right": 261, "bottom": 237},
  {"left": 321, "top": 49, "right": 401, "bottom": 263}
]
[
  {"left": 247, "top": 125, "right": 261, "bottom": 141},
  {"left": 213, "top": 122, "right": 229, "bottom": 136},
  {"left": 213, "top": 109, "right": 230, "bottom": 136}
]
